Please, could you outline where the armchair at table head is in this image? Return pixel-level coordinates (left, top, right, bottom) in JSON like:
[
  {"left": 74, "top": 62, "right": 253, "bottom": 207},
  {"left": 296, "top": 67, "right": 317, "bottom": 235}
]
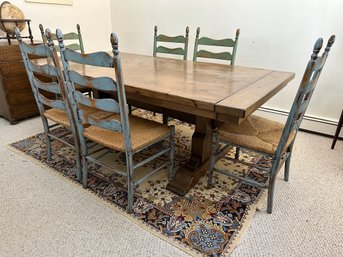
[
  {"left": 14, "top": 26, "right": 82, "bottom": 180},
  {"left": 193, "top": 27, "right": 240, "bottom": 65},
  {"left": 39, "top": 23, "right": 85, "bottom": 53},
  {"left": 153, "top": 25, "right": 189, "bottom": 60},
  {"left": 207, "top": 35, "right": 335, "bottom": 214},
  {"left": 56, "top": 29, "right": 175, "bottom": 213}
]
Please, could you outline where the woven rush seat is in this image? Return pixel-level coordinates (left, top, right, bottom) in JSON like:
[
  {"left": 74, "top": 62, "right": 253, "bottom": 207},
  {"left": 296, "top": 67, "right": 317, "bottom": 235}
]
[
  {"left": 217, "top": 115, "right": 295, "bottom": 155},
  {"left": 44, "top": 106, "right": 114, "bottom": 128},
  {"left": 83, "top": 115, "right": 171, "bottom": 152}
]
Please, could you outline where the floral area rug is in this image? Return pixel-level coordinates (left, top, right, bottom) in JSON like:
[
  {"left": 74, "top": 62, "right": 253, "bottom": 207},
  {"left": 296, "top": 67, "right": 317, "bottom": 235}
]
[{"left": 9, "top": 110, "right": 270, "bottom": 256}]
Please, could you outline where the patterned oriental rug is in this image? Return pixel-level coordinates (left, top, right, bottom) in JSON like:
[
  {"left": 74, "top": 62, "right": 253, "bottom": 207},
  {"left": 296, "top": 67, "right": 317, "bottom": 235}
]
[{"left": 9, "top": 110, "right": 270, "bottom": 257}]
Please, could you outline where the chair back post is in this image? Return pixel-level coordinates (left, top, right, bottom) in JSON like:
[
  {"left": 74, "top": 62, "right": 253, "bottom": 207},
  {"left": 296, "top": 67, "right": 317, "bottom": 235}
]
[
  {"left": 153, "top": 25, "right": 158, "bottom": 57},
  {"left": 39, "top": 24, "right": 47, "bottom": 44},
  {"left": 275, "top": 35, "right": 335, "bottom": 161},
  {"left": 56, "top": 28, "right": 89, "bottom": 154},
  {"left": 184, "top": 26, "right": 189, "bottom": 60},
  {"left": 76, "top": 24, "right": 85, "bottom": 54},
  {"left": 230, "top": 28, "right": 240, "bottom": 65},
  {"left": 110, "top": 32, "right": 132, "bottom": 154},
  {"left": 193, "top": 27, "right": 200, "bottom": 62}
]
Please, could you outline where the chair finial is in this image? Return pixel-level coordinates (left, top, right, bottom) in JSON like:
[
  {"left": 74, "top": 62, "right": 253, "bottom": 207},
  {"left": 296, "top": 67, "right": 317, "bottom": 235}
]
[
  {"left": 325, "top": 35, "right": 335, "bottom": 53},
  {"left": 235, "top": 28, "right": 240, "bottom": 39},
  {"left": 14, "top": 27, "right": 22, "bottom": 42},
  {"left": 186, "top": 26, "right": 189, "bottom": 37},
  {"left": 39, "top": 24, "right": 44, "bottom": 35},
  {"left": 311, "top": 38, "right": 323, "bottom": 60},
  {"left": 154, "top": 25, "right": 157, "bottom": 36},
  {"left": 45, "top": 28, "right": 54, "bottom": 49},
  {"left": 110, "top": 32, "right": 119, "bottom": 56},
  {"left": 56, "top": 29, "right": 65, "bottom": 51},
  {"left": 196, "top": 27, "right": 200, "bottom": 38},
  {"left": 77, "top": 24, "right": 81, "bottom": 33}
]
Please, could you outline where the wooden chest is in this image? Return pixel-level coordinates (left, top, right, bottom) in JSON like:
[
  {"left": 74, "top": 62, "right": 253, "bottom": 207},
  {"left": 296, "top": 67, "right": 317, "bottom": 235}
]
[{"left": 0, "top": 41, "right": 39, "bottom": 124}]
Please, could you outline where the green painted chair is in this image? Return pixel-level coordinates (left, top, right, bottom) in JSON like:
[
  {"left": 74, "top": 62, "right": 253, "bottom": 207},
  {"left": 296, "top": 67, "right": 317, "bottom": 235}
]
[
  {"left": 193, "top": 27, "right": 240, "bottom": 65},
  {"left": 39, "top": 24, "right": 85, "bottom": 53},
  {"left": 207, "top": 35, "right": 335, "bottom": 214},
  {"left": 153, "top": 25, "right": 189, "bottom": 60},
  {"left": 149, "top": 26, "right": 190, "bottom": 123}
]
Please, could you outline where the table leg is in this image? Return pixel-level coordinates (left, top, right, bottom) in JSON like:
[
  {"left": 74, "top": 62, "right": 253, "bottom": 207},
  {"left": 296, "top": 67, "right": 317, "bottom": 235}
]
[{"left": 166, "top": 117, "right": 212, "bottom": 196}]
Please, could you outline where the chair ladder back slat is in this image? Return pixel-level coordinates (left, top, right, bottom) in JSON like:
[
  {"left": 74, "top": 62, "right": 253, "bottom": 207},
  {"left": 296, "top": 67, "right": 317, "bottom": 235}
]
[
  {"left": 68, "top": 70, "right": 117, "bottom": 92},
  {"left": 156, "top": 46, "right": 185, "bottom": 56},
  {"left": 74, "top": 90, "right": 120, "bottom": 113},
  {"left": 197, "top": 50, "right": 232, "bottom": 61},
  {"left": 38, "top": 93, "right": 65, "bottom": 110},
  {"left": 29, "top": 62, "right": 57, "bottom": 78},
  {"left": 64, "top": 48, "right": 114, "bottom": 67},
  {"left": 198, "top": 37, "right": 235, "bottom": 47},
  {"left": 157, "top": 34, "right": 186, "bottom": 43},
  {"left": 33, "top": 78, "right": 62, "bottom": 94},
  {"left": 20, "top": 42, "right": 50, "bottom": 57}
]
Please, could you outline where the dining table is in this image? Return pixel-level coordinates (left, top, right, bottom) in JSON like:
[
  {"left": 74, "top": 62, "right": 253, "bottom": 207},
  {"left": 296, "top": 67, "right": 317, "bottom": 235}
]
[{"left": 69, "top": 52, "right": 295, "bottom": 196}]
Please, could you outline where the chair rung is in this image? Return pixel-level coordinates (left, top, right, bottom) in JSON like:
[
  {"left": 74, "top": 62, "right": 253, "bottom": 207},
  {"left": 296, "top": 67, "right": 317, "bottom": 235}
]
[
  {"left": 86, "top": 154, "right": 127, "bottom": 177},
  {"left": 222, "top": 155, "right": 271, "bottom": 172},
  {"left": 134, "top": 162, "right": 169, "bottom": 186},
  {"left": 214, "top": 168, "right": 268, "bottom": 188},
  {"left": 133, "top": 147, "right": 170, "bottom": 170}
]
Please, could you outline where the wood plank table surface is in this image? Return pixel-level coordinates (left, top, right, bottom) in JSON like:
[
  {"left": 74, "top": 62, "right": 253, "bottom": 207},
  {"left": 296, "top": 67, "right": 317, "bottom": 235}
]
[{"left": 68, "top": 52, "right": 295, "bottom": 195}]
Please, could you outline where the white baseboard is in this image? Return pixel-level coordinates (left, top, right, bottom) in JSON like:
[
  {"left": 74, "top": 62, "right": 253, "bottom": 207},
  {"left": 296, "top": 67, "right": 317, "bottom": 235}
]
[{"left": 255, "top": 107, "right": 342, "bottom": 138}]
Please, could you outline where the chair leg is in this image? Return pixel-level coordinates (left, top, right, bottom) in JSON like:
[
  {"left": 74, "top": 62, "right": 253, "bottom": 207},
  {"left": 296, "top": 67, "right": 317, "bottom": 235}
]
[
  {"left": 75, "top": 143, "right": 82, "bottom": 182},
  {"left": 235, "top": 147, "right": 240, "bottom": 159},
  {"left": 42, "top": 119, "right": 52, "bottom": 161},
  {"left": 46, "top": 134, "right": 52, "bottom": 161},
  {"left": 128, "top": 105, "right": 132, "bottom": 115},
  {"left": 267, "top": 168, "right": 278, "bottom": 214},
  {"left": 331, "top": 110, "right": 343, "bottom": 149},
  {"left": 126, "top": 153, "right": 134, "bottom": 213},
  {"left": 168, "top": 126, "right": 175, "bottom": 181},
  {"left": 284, "top": 143, "right": 294, "bottom": 182},
  {"left": 82, "top": 155, "right": 88, "bottom": 189},
  {"left": 163, "top": 114, "right": 169, "bottom": 125},
  {"left": 207, "top": 131, "right": 218, "bottom": 187}
]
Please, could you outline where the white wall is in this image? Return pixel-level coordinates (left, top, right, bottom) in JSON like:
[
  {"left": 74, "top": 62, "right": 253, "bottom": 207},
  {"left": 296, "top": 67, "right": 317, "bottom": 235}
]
[
  {"left": 4, "top": 0, "right": 112, "bottom": 52},
  {"left": 109, "top": 0, "right": 343, "bottom": 135}
]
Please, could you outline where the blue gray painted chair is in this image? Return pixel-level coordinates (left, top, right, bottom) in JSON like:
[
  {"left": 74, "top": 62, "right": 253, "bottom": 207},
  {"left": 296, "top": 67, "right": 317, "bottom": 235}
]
[
  {"left": 208, "top": 35, "right": 335, "bottom": 214},
  {"left": 193, "top": 27, "right": 240, "bottom": 65},
  {"left": 39, "top": 24, "right": 85, "bottom": 53},
  {"left": 56, "top": 29, "right": 175, "bottom": 213},
  {"left": 15, "top": 27, "right": 82, "bottom": 180}
]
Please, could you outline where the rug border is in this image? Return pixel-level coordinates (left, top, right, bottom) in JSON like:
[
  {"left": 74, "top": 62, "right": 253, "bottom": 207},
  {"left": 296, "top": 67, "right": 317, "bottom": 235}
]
[{"left": 5, "top": 142, "right": 267, "bottom": 257}]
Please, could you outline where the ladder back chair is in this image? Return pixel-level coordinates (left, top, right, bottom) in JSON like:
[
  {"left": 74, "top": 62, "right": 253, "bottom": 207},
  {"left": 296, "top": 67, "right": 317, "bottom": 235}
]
[
  {"left": 193, "top": 27, "right": 240, "bottom": 65},
  {"left": 15, "top": 27, "right": 82, "bottom": 179},
  {"left": 151, "top": 25, "right": 190, "bottom": 124},
  {"left": 153, "top": 25, "right": 189, "bottom": 60},
  {"left": 208, "top": 35, "right": 335, "bottom": 214},
  {"left": 56, "top": 29, "right": 175, "bottom": 213},
  {"left": 39, "top": 24, "right": 85, "bottom": 53}
]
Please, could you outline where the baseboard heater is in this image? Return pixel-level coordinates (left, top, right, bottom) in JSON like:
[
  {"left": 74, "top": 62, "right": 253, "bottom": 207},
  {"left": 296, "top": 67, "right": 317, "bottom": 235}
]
[{"left": 257, "top": 107, "right": 342, "bottom": 139}]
